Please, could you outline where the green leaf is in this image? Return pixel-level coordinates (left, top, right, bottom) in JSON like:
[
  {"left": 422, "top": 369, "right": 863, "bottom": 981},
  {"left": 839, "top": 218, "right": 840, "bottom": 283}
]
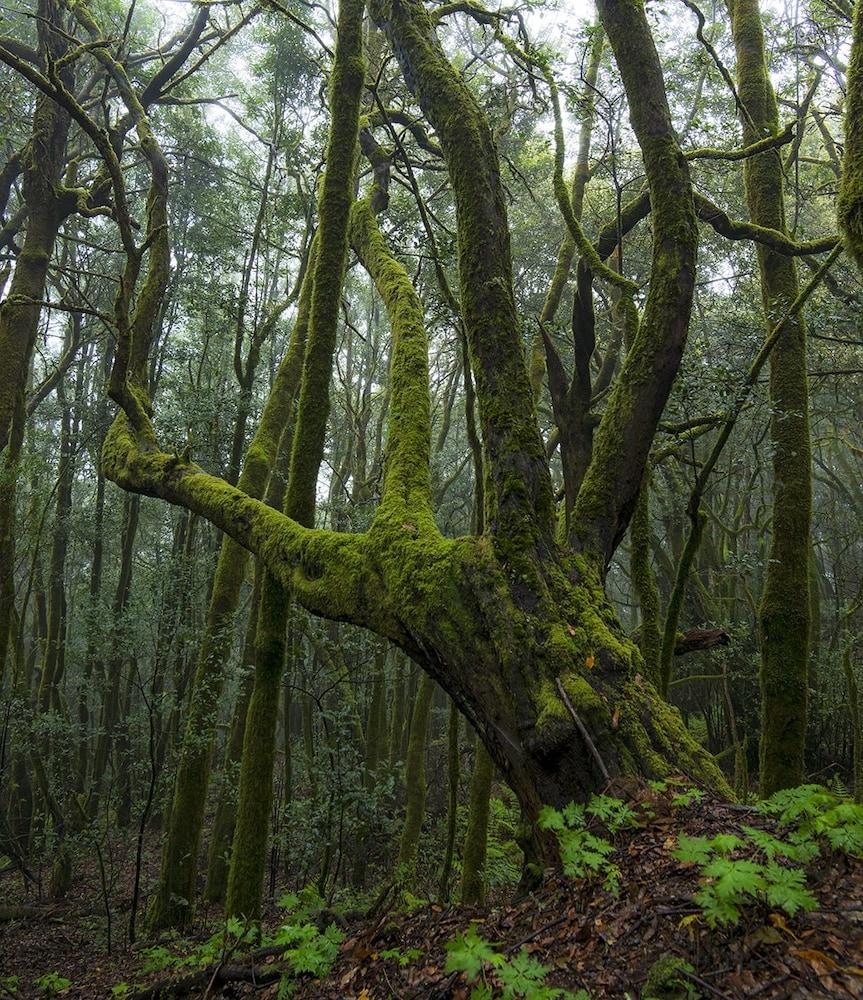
[
  {"left": 498, "top": 949, "right": 550, "bottom": 998},
  {"left": 672, "top": 834, "right": 713, "bottom": 865},
  {"left": 741, "top": 826, "right": 801, "bottom": 860},
  {"left": 140, "top": 946, "right": 178, "bottom": 974},
  {"left": 708, "top": 833, "right": 744, "bottom": 856},
  {"left": 444, "top": 926, "right": 501, "bottom": 982},
  {"left": 562, "top": 802, "right": 586, "bottom": 828},
  {"left": 671, "top": 788, "right": 704, "bottom": 809},
  {"left": 538, "top": 805, "right": 565, "bottom": 831},
  {"left": 762, "top": 863, "right": 818, "bottom": 915},
  {"left": 702, "top": 858, "right": 766, "bottom": 902},
  {"left": 694, "top": 884, "right": 742, "bottom": 927}
]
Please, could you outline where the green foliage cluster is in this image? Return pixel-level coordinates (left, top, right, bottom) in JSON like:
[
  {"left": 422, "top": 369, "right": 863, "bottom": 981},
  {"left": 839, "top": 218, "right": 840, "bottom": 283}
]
[
  {"left": 444, "top": 925, "right": 589, "bottom": 1000},
  {"left": 33, "top": 972, "right": 71, "bottom": 997},
  {"left": 672, "top": 784, "right": 863, "bottom": 926},
  {"left": 538, "top": 792, "right": 639, "bottom": 894},
  {"left": 120, "top": 894, "right": 343, "bottom": 997}
]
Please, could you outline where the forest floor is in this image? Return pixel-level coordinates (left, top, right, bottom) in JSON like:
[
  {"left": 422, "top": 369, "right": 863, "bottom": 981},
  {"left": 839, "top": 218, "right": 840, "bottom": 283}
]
[{"left": 1, "top": 792, "right": 861, "bottom": 999}]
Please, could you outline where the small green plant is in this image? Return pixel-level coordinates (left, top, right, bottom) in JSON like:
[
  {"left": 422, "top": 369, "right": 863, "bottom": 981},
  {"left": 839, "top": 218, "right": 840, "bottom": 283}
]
[
  {"left": 444, "top": 925, "right": 589, "bottom": 999},
  {"left": 140, "top": 944, "right": 180, "bottom": 975},
  {"left": 276, "top": 883, "right": 325, "bottom": 921},
  {"left": 758, "top": 784, "right": 863, "bottom": 855},
  {"left": 269, "top": 921, "right": 343, "bottom": 977},
  {"left": 379, "top": 946, "right": 424, "bottom": 967},
  {"left": 134, "top": 908, "right": 341, "bottom": 996},
  {"left": 538, "top": 793, "right": 633, "bottom": 894},
  {"left": 672, "top": 831, "right": 818, "bottom": 926},
  {"left": 670, "top": 787, "right": 704, "bottom": 810},
  {"left": 669, "top": 783, "right": 863, "bottom": 928},
  {"left": 0, "top": 975, "right": 19, "bottom": 995},
  {"left": 34, "top": 972, "right": 71, "bottom": 997}
]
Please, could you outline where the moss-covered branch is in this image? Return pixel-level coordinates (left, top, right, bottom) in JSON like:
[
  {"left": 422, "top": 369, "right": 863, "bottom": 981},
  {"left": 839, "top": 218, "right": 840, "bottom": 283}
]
[
  {"left": 694, "top": 193, "right": 838, "bottom": 255},
  {"left": 370, "top": 0, "right": 555, "bottom": 554},
  {"left": 573, "top": 0, "right": 697, "bottom": 567},
  {"left": 350, "top": 198, "right": 435, "bottom": 530},
  {"left": 839, "top": 0, "right": 863, "bottom": 269}
]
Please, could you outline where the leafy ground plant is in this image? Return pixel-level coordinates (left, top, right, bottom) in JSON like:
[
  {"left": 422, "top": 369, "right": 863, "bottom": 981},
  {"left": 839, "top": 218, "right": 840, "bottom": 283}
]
[
  {"left": 444, "top": 925, "right": 589, "bottom": 1000},
  {"left": 33, "top": 972, "right": 71, "bottom": 997},
  {"left": 118, "top": 905, "right": 343, "bottom": 997},
  {"left": 672, "top": 784, "right": 863, "bottom": 927},
  {"left": 538, "top": 792, "right": 639, "bottom": 894}
]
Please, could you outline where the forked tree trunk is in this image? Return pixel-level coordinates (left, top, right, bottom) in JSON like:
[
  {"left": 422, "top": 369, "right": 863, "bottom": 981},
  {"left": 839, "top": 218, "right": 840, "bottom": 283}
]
[{"left": 99, "top": 0, "right": 731, "bottom": 903}]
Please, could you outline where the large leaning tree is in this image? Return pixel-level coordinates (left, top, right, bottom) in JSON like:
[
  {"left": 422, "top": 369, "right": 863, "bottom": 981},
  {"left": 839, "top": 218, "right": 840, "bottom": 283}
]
[{"left": 100, "top": 0, "right": 729, "bottom": 866}]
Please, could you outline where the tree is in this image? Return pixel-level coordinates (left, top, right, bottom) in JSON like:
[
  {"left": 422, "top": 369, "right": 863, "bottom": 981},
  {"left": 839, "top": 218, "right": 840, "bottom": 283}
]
[
  {"left": 100, "top": 0, "right": 726, "bottom": 884},
  {"left": 727, "top": 0, "right": 812, "bottom": 795}
]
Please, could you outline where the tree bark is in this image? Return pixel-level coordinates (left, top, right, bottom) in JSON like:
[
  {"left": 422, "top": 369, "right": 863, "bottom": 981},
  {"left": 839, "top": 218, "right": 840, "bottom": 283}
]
[{"left": 727, "top": 0, "right": 812, "bottom": 794}]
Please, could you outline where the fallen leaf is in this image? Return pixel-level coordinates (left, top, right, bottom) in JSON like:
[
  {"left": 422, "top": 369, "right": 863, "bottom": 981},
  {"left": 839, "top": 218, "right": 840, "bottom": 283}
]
[{"left": 794, "top": 948, "right": 840, "bottom": 976}]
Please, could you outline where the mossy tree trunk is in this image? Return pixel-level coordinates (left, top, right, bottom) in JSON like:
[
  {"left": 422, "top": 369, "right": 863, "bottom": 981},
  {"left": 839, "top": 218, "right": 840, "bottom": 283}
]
[
  {"left": 145, "top": 248, "right": 313, "bottom": 932},
  {"left": 224, "top": 570, "right": 290, "bottom": 920},
  {"left": 839, "top": 0, "right": 863, "bottom": 270},
  {"left": 0, "top": 0, "right": 74, "bottom": 684},
  {"left": 204, "top": 572, "right": 261, "bottom": 904},
  {"left": 727, "top": 0, "right": 812, "bottom": 794},
  {"left": 397, "top": 671, "right": 435, "bottom": 874},
  {"left": 460, "top": 736, "right": 494, "bottom": 906},
  {"left": 438, "top": 697, "right": 460, "bottom": 900},
  {"left": 102, "top": 0, "right": 730, "bottom": 878}
]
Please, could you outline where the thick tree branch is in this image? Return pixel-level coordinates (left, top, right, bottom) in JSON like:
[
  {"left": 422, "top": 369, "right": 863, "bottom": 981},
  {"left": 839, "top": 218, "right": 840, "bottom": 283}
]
[
  {"left": 370, "top": 0, "right": 555, "bottom": 553},
  {"left": 350, "top": 197, "right": 435, "bottom": 529},
  {"left": 573, "top": 0, "right": 697, "bottom": 567}
]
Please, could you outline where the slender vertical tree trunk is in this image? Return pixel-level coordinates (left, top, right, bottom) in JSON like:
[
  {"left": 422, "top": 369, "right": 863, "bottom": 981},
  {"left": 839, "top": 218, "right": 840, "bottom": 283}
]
[
  {"left": 224, "top": 572, "right": 289, "bottom": 920},
  {"left": 727, "top": 0, "right": 812, "bottom": 793},
  {"left": 397, "top": 672, "right": 435, "bottom": 874},
  {"left": 89, "top": 494, "right": 140, "bottom": 808},
  {"left": 0, "top": 0, "right": 73, "bottom": 682},
  {"left": 147, "top": 254, "right": 313, "bottom": 931},
  {"left": 438, "top": 698, "right": 460, "bottom": 901},
  {"left": 630, "top": 471, "right": 661, "bottom": 687},
  {"left": 204, "top": 573, "right": 262, "bottom": 903},
  {"left": 460, "top": 737, "right": 494, "bottom": 905}
]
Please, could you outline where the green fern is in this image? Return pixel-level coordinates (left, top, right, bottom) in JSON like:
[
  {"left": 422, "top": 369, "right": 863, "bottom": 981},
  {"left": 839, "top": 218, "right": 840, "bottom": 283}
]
[
  {"left": 444, "top": 928, "right": 590, "bottom": 999},
  {"left": 761, "top": 862, "right": 818, "bottom": 916},
  {"left": 445, "top": 926, "right": 503, "bottom": 981}
]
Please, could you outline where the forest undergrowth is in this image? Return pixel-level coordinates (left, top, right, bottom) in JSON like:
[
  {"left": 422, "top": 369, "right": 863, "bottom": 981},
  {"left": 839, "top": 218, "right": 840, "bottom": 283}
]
[{"left": 1, "top": 783, "right": 861, "bottom": 1000}]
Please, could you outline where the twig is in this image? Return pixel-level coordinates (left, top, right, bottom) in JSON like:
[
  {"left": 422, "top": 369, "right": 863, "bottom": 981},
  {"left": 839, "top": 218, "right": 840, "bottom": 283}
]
[
  {"left": 680, "top": 967, "right": 733, "bottom": 999},
  {"left": 555, "top": 678, "right": 611, "bottom": 783}
]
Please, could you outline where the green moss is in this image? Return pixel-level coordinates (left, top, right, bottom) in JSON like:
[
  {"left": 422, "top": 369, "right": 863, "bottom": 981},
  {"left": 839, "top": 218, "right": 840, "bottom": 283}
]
[
  {"left": 839, "top": 0, "right": 863, "bottom": 269},
  {"left": 285, "top": 0, "right": 365, "bottom": 528},
  {"left": 370, "top": 0, "right": 555, "bottom": 553},
  {"left": 349, "top": 197, "right": 434, "bottom": 530},
  {"left": 644, "top": 956, "right": 698, "bottom": 999},
  {"left": 226, "top": 570, "right": 289, "bottom": 922}
]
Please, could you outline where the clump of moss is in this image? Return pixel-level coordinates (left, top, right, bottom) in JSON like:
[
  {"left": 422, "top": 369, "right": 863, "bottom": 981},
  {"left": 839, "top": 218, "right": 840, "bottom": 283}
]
[{"left": 644, "top": 956, "right": 699, "bottom": 999}]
